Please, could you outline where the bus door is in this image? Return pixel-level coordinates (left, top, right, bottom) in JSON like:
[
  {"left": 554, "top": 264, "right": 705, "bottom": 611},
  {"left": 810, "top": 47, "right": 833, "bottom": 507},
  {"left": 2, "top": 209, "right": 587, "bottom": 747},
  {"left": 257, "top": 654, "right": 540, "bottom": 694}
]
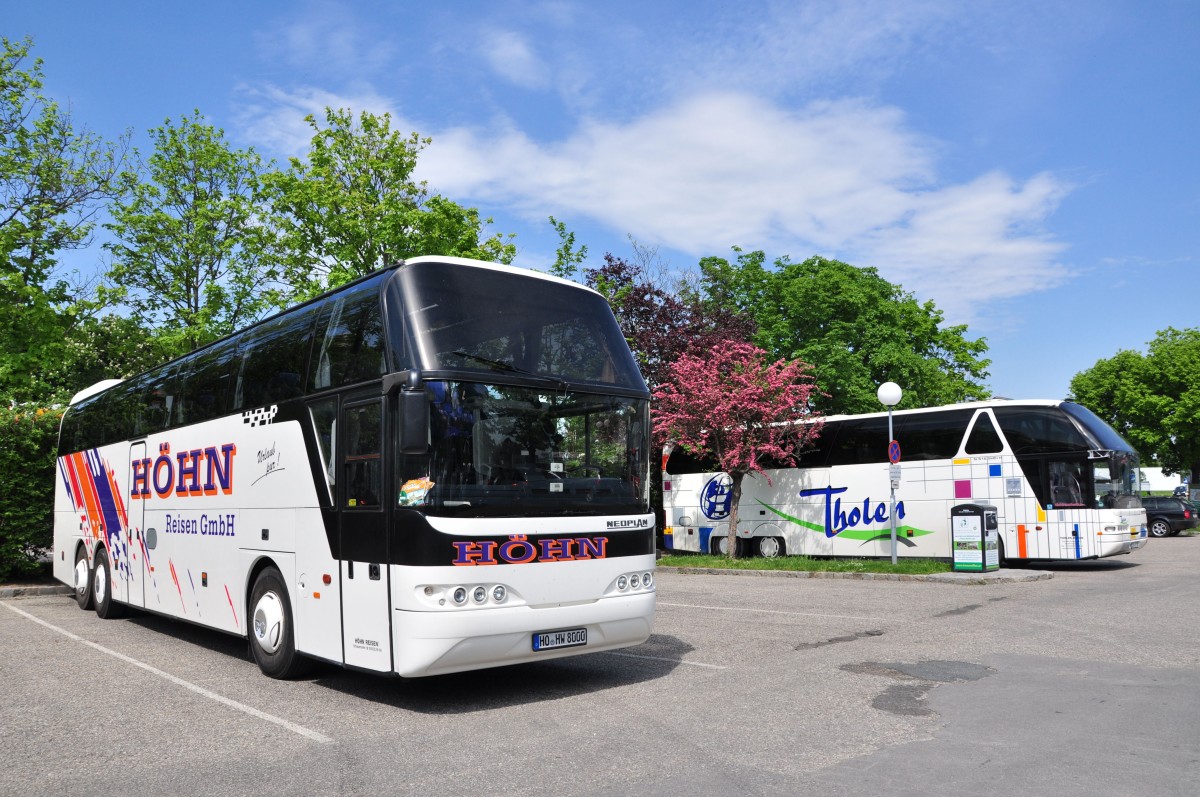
[
  {"left": 338, "top": 397, "right": 393, "bottom": 672},
  {"left": 127, "top": 441, "right": 147, "bottom": 608}
]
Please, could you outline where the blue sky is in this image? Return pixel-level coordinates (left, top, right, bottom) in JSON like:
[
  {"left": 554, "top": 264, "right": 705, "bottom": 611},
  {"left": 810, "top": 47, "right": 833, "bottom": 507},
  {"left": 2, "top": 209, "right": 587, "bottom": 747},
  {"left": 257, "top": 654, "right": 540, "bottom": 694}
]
[{"left": 8, "top": 1, "right": 1198, "bottom": 402}]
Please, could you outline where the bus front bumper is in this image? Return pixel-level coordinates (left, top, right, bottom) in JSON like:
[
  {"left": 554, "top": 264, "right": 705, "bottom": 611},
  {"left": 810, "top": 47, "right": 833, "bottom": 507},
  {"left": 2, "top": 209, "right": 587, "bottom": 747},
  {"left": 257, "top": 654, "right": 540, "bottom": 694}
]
[{"left": 391, "top": 591, "right": 656, "bottom": 677}]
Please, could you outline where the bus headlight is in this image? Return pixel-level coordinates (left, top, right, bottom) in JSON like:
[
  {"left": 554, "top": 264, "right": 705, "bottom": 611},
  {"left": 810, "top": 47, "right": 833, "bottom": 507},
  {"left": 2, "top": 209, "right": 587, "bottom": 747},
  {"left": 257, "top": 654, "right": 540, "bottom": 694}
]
[
  {"left": 629, "top": 573, "right": 641, "bottom": 589},
  {"left": 642, "top": 572, "right": 653, "bottom": 588},
  {"left": 492, "top": 585, "right": 507, "bottom": 603},
  {"left": 472, "top": 586, "right": 488, "bottom": 604},
  {"left": 617, "top": 575, "right": 628, "bottom": 591},
  {"left": 452, "top": 587, "right": 468, "bottom": 605}
]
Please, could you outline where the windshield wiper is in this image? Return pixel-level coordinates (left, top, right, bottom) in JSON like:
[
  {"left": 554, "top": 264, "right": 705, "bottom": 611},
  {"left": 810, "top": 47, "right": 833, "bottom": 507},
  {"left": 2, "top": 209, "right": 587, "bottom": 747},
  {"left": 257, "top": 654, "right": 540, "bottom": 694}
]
[{"left": 450, "top": 351, "right": 567, "bottom": 390}]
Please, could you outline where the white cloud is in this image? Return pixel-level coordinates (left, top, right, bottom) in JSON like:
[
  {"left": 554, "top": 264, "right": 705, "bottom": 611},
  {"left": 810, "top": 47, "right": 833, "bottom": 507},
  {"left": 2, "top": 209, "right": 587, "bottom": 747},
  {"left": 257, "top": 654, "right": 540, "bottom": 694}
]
[
  {"left": 413, "top": 90, "right": 1071, "bottom": 321},
  {"left": 480, "top": 29, "right": 550, "bottom": 89},
  {"left": 256, "top": 1, "right": 396, "bottom": 79},
  {"left": 233, "top": 84, "right": 400, "bottom": 157}
]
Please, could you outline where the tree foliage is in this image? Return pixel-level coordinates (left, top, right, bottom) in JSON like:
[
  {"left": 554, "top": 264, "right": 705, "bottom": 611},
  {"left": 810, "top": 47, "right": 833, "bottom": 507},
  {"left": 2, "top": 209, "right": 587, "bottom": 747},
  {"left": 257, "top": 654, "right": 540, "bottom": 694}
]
[
  {"left": 0, "top": 404, "right": 62, "bottom": 579},
  {"left": 104, "top": 110, "right": 284, "bottom": 355},
  {"left": 693, "top": 250, "right": 991, "bottom": 415},
  {"left": 1070, "top": 327, "right": 1200, "bottom": 483},
  {"left": 586, "top": 254, "right": 756, "bottom": 390},
  {"left": 0, "top": 37, "right": 128, "bottom": 401},
  {"left": 652, "top": 341, "right": 823, "bottom": 557},
  {"left": 547, "top": 215, "right": 588, "bottom": 279},
  {"left": 270, "top": 108, "right": 516, "bottom": 298}
]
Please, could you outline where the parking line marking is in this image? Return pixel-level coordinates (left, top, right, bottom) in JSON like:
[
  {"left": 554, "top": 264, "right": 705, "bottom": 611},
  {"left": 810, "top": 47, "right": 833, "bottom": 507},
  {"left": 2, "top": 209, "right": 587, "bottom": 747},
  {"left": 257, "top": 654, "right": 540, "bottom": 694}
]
[
  {"left": 657, "top": 601, "right": 908, "bottom": 623},
  {"left": 1, "top": 601, "right": 332, "bottom": 744},
  {"left": 603, "top": 651, "right": 727, "bottom": 669}
]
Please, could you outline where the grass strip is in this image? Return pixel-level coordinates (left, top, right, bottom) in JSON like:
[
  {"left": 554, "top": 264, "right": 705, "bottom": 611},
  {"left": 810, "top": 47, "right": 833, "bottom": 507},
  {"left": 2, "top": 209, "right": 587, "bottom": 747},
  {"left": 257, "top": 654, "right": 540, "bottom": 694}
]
[{"left": 657, "top": 554, "right": 953, "bottom": 575}]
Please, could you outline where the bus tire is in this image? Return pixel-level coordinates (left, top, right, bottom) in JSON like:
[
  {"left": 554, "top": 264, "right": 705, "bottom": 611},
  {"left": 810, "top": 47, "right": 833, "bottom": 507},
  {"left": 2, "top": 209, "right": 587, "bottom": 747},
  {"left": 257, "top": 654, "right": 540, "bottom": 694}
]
[
  {"left": 712, "top": 536, "right": 747, "bottom": 557},
  {"left": 756, "top": 536, "right": 785, "bottom": 558},
  {"left": 249, "top": 567, "right": 308, "bottom": 679},
  {"left": 93, "top": 547, "right": 126, "bottom": 620},
  {"left": 74, "top": 546, "right": 94, "bottom": 611}
]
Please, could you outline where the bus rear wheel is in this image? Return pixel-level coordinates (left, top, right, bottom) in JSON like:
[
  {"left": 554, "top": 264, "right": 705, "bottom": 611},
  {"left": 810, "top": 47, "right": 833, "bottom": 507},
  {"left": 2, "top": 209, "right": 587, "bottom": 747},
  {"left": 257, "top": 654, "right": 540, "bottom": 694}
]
[
  {"left": 249, "top": 567, "right": 309, "bottom": 679},
  {"left": 93, "top": 548, "right": 126, "bottom": 619},
  {"left": 74, "top": 547, "right": 94, "bottom": 610},
  {"left": 756, "top": 536, "right": 785, "bottom": 558}
]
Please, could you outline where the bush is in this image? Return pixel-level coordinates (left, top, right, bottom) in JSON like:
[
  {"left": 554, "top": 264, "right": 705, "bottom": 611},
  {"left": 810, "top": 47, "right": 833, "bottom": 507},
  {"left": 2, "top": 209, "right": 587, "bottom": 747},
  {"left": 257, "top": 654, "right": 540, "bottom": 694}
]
[{"left": 0, "top": 405, "right": 63, "bottom": 580}]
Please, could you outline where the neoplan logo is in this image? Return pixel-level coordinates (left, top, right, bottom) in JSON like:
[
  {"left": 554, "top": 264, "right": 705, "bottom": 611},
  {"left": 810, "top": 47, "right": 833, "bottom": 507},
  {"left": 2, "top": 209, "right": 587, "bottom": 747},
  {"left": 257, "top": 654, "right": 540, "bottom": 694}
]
[{"left": 607, "top": 519, "right": 651, "bottom": 529}]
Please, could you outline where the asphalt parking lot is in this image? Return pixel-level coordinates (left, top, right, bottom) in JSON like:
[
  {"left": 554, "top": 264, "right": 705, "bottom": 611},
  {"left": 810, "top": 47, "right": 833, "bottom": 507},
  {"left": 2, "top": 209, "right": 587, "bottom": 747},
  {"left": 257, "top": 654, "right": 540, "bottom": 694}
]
[{"left": 3, "top": 538, "right": 1198, "bottom": 797}]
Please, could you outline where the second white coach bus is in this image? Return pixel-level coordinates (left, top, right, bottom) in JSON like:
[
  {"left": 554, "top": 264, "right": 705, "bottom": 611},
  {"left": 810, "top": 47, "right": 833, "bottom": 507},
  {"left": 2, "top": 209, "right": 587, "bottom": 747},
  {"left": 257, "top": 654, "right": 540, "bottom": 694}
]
[
  {"left": 662, "top": 399, "right": 1148, "bottom": 563},
  {"left": 54, "top": 256, "right": 655, "bottom": 679}
]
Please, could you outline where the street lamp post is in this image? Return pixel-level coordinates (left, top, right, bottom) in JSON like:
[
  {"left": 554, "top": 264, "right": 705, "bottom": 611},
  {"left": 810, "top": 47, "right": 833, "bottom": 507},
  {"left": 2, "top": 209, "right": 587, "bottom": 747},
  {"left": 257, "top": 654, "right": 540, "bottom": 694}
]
[{"left": 877, "top": 381, "right": 903, "bottom": 564}]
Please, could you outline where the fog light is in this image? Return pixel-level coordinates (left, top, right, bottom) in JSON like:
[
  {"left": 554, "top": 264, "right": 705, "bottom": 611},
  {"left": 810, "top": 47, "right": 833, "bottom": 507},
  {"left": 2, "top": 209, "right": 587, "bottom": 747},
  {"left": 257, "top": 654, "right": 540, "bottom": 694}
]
[
  {"left": 642, "top": 572, "right": 653, "bottom": 588},
  {"left": 629, "top": 573, "right": 641, "bottom": 589},
  {"left": 452, "top": 587, "right": 468, "bottom": 605},
  {"left": 492, "top": 585, "right": 506, "bottom": 603},
  {"left": 617, "top": 575, "right": 628, "bottom": 591},
  {"left": 473, "top": 585, "right": 487, "bottom": 604}
]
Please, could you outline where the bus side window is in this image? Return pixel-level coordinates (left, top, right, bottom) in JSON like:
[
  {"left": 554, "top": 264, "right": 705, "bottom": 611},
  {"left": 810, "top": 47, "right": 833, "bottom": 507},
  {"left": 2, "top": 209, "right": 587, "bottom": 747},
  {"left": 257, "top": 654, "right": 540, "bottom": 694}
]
[
  {"left": 310, "top": 276, "right": 387, "bottom": 391},
  {"left": 178, "top": 339, "right": 239, "bottom": 426},
  {"left": 964, "top": 412, "right": 1004, "bottom": 454},
  {"left": 343, "top": 401, "right": 382, "bottom": 509},
  {"left": 308, "top": 398, "right": 337, "bottom": 504},
  {"left": 236, "top": 307, "right": 317, "bottom": 410}
]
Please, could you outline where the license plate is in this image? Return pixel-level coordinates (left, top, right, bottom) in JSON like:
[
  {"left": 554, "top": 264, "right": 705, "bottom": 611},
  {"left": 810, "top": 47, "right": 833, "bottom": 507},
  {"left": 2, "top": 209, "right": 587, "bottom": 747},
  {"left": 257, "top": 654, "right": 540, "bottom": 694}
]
[{"left": 532, "top": 628, "right": 587, "bottom": 651}]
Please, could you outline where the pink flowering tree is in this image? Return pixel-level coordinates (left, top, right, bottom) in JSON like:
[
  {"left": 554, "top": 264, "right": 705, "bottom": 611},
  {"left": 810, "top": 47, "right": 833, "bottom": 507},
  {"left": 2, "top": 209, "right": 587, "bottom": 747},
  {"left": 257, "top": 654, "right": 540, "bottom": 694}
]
[{"left": 652, "top": 341, "right": 824, "bottom": 558}]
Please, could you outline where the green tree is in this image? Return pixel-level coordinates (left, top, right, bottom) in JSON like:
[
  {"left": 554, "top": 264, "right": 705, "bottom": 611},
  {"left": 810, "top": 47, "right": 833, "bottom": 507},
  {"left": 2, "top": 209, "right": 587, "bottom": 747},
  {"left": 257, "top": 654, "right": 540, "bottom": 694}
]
[
  {"left": 0, "top": 404, "right": 62, "bottom": 579},
  {"left": 548, "top": 215, "right": 588, "bottom": 279},
  {"left": 270, "top": 108, "right": 516, "bottom": 298},
  {"left": 652, "top": 340, "right": 823, "bottom": 558},
  {"left": 1070, "top": 328, "right": 1200, "bottom": 484},
  {"left": 1, "top": 37, "right": 127, "bottom": 401},
  {"left": 104, "top": 111, "right": 284, "bottom": 354},
  {"left": 695, "top": 250, "right": 991, "bottom": 414}
]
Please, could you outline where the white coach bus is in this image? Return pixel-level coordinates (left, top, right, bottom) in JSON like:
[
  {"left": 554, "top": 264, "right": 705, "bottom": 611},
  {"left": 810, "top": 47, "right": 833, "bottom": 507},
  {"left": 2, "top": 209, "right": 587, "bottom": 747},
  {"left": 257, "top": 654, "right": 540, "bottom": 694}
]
[
  {"left": 54, "top": 256, "right": 655, "bottom": 678},
  {"left": 662, "top": 399, "right": 1147, "bottom": 563}
]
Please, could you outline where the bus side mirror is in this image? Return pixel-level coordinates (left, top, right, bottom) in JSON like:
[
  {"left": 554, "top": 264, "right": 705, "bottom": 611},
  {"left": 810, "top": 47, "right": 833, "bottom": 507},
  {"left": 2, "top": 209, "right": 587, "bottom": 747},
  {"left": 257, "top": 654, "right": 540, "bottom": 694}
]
[{"left": 398, "top": 370, "right": 429, "bottom": 455}]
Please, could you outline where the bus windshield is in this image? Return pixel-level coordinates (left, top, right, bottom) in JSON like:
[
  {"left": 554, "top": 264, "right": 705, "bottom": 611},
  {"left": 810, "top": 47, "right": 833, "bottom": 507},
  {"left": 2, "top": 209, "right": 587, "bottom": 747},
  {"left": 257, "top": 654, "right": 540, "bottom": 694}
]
[
  {"left": 405, "top": 381, "right": 650, "bottom": 518},
  {"left": 393, "top": 261, "right": 646, "bottom": 392}
]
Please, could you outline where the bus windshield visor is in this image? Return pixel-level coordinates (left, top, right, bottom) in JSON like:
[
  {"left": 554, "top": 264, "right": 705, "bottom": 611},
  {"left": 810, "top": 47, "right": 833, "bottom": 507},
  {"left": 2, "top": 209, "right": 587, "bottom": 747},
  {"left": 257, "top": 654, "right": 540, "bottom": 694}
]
[
  {"left": 393, "top": 262, "right": 647, "bottom": 392},
  {"left": 400, "top": 382, "right": 651, "bottom": 517}
]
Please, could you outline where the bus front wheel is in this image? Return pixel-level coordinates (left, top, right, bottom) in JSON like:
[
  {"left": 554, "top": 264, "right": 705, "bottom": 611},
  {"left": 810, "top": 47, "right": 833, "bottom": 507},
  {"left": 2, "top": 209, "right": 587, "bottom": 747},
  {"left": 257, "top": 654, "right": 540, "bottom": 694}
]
[
  {"left": 249, "top": 567, "right": 308, "bottom": 679},
  {"left": 93, "top": 548, "right": 126, "bottom": 619},
  {"left": 711, "top": 536, "right": 747, "bottom": 557},
  {"left": 74, "top": 547, "right": 94, "bottom": 610}
]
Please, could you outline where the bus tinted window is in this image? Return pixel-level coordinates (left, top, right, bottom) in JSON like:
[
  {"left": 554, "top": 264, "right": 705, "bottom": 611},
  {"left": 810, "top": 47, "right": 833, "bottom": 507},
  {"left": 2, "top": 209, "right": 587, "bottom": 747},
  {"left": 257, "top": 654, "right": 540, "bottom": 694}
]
[
  {"left": 397, "top": 262, "right": 645, "bottom": 391},
  {"left": 994, "top": 407, "right": 1091, "bottom": 454},
  {"left": 178, "top": 339, "right": 239, "bottom": 425},
  {"left": 665, "top": 447, "right": 717, "bottom": 475},
  {"left": 825, "top": 417, "right": 891, "bottom": 466},
  {"left": 344, "top": 401, "right": 382, "bottom": 508},
  {"left": 894, "top": 409, "right": 974, "bottom": 460},
  {"left": 311, "top": 276, "right": 387, "bottom": 391},
  {"left": 237, "top": 307, "right": 317, "bottom": 409},
  {"left": 131, "top": 366, "right": 178, "bottom": 436},
  {"left": 965, "top": 412, "right": 1004, "bottom": 454}
]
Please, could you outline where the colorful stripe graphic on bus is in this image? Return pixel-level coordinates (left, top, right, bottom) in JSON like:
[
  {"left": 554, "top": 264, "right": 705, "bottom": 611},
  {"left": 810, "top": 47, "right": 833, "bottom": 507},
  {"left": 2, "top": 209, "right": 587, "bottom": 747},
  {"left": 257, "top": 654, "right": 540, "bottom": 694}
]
[{"left": 58, "top": 449, "right": 132, "bottom": 575}]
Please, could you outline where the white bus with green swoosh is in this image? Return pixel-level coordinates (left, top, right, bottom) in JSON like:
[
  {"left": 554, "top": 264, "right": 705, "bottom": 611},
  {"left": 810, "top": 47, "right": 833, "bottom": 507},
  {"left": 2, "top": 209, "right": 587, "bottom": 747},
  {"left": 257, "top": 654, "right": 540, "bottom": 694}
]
[{"left": 661, "top": 400, "right": 1148, "bottom": 563}]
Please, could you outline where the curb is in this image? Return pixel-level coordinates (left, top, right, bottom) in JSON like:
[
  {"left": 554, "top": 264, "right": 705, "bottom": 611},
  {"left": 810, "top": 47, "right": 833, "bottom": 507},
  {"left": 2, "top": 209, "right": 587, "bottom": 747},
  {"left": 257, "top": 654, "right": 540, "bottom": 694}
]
[
  {"left": 655, "top": 566, "right": 1053, "bottom": 584},
  {"left": 0, "top": 585, "right": 73, "bottom": 599}
]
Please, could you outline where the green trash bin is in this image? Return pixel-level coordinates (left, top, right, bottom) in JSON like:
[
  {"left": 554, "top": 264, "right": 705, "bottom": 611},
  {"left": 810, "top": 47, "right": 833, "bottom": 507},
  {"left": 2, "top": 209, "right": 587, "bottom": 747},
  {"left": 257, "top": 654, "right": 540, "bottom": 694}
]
[{"left": 951, "top": 504, "right": 999, "bottom": 573}]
